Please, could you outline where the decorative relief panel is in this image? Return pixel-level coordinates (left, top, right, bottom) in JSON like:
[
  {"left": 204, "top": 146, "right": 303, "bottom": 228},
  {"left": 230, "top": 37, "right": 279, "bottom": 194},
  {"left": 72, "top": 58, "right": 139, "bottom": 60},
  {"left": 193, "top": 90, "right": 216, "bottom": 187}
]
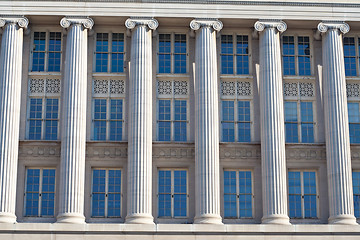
[
  {"left": 299, "top": 82, "right": 314, "bottom": 97},
  {"left": 347, "top": 83, "right": 360, "bottom": 98},
  {"left": 237, "top": 81, "right": 252, "bottom": 96},
  {"left": 220, "top": 145, "right": 261, "bottom": 159},
  {"left": 86, "top": 146, "right": 128, "bottom": 159},
  {"left": 29, "top": 79, "right": 44, "bottom": 93},
  {"left": 110, "top": 80, "right": 125, "bottom": 95},
  {"left": 153, "top": 146, "right": 195, "bottom": 159},
  {"left": 157, "top": 80, "right": 172, "bottom": 95},
  {"left": 19, "top": 142, "right": 61, "bottom": 158},
  {"left": 93, "top": 79, "right": 109, "bottom": 94},
  {"left": 174, "top": 81, "right": 188, "bottom": 95},
  {"left": 45, "top": 79, "right": 61, "bottom": 94},
  {"left": 286, "top": 146, "right": 326, "bottom": 161},
  {"left": 351, "top": 146, "right": 360, "bottom": 161},
  {"left": 284, "top": 82, "right": 314, "bottom": 98},
  {"left": 221, "top": 81, "right": 236, "bottom": 96},
  {"left": 283, "top": 82, "right": 298, "bottom": 97}
]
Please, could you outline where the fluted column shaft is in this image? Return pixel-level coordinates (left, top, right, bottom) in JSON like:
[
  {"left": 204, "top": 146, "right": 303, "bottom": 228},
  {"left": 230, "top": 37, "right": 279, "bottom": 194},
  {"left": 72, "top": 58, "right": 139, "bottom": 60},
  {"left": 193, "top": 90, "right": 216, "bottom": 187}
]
[
  {"left": 0, "top": 17, "right": 28, "bottom": 223},
  {"left": 57, "top": 17, "right": 93, "bottom": 224},
  {"left": 318, "top": 22, "right": 357, "bottom": 225},
  {"left": 125, "top": 18, "right": 158, "bottom": 224},
  {"left": 255, "top": 20, "right": 290, "bottom": 225},
  {"left": 190, "top": 19, "right": 223, "bottom": 224}
]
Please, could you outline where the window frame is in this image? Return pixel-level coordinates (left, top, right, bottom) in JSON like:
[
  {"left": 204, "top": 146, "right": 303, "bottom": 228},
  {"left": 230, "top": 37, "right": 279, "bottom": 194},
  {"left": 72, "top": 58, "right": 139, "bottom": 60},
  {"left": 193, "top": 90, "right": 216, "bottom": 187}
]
[
  {"left": 343, "top": 35, "right": 360, "bottom": 77},
  {"left": 353, "top": 170, "right": 360, "bottom": 219},
  {"left": 346, "top": 79, "right": 360, "bottom": 144}
]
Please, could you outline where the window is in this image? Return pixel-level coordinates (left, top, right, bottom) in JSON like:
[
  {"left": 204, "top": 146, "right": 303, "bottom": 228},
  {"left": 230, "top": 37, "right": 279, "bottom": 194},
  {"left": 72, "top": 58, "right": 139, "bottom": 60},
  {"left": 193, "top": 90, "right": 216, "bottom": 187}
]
[
  {"left": 31, "top": 32, "right": 62, "bottom": 72},
  {"left": 220, "top": 34, "right": 250, "bottom": 75},
  {"left": 283, "top": 82, "right": 315, "bottom": 143},
  {"left": 94, "top": 33, "right": 125, "bottom": 73},
  {"left": 157, "top": 80, "right": 188, "bottom": 142},
  {"left": 282, "top": 35, "right": 311, "bottom": 76},
  {"left": 347, "top": 82, "right": 360, "bottom": 144},
  {"left": 158, "top": 170, "right": 187, "bottom": 218},
  {"left": 92, "top": 79, "right": 125, "bottom": 141},
  {"left": 158, "top": 33, "right": 187, "bottom": 74},
  {"left": 91, "top": 169, "right": 122, "bottom": 218},
  {"left": 220, "top": 81, "right": 252, "bottom": 142},
  {"left": 288, "top": 170, "right": 317, "bottom": 219},
  {"left": 27, "top": 78, "right": 60, "bottom": 140},
  {"left": 224, "top": 170, "right": 253, "bottom": 218},
  {"left": 353, "top": 171, "right": 360, "bottom": 218},
  {"left": 25, "top": 168, "right": 56, "bottom": 217},
  {"left": 343, "top": 37, "right": 358, "bottom": 76}
]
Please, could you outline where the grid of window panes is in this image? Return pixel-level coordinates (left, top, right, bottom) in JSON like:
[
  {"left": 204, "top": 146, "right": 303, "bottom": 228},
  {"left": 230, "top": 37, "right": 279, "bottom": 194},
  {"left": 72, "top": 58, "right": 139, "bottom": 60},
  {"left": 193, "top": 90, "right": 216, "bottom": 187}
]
[
  {"left": 282, "top": 36, "right": 311, "bottom": 76},
  {"left": 353, "top": 171, "right": 360, "bottom": 218},
  {"left": 158, "top": 170, "right": 187, "bottom": 218},
  {"left": 348, "top": 102, "right": 360, "bottom": 143},
  {"left": 158, "top": 99, "right": 187, "bottom": 141},
  {"left": 343, "top": 37, "right": 357, "bottom": 76},
  {"left": 224, "top": 170, "right": 252, "bottom": 218},
  {"left": 288, "top": 171, "right": 317, "bottom": 219},
  {"left": 28, "top": 98, "right": 59, "bottom": 140},
  {"left": 220, "top": 35, "right": 249, "bottom": 75},
  {"left": 95, "top": 33, "right": 125, "bottom": 73},
  {"left": 92, "top": 169, "right": 121, "bottom": 217},
  {"left": 158, "top": 34, "right": 187, "bottom": 74},
  {"left": 25, "top": 168, "right": 55, "bottom": 217},
  {"left": 32, "top": 32, "right": 61, "bottom": 72},
  {"left": 221, "top": 100, "right": 251, "bottom": 142},
  {"left": 93, "top": 99, "right": 123, "bottom": 141},
  {"left": 284, "top": 101, "right": 314, "bottom": 143}
]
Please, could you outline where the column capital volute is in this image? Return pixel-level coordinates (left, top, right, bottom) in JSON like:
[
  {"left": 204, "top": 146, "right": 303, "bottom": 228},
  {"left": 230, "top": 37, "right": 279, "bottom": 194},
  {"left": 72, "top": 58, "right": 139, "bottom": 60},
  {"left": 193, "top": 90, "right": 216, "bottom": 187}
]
[
  {"left": 317, "top": 21, "right": 350, "bottom": 34},
  {"left": 190, "top": 19, "right": 223, "bottom": 32},
  {"left": 125, "top": 17, "right": 159, "bottom": 30},
  {"left": 254, "top": 20, "right": 287, "bottom": 33},
  {"left": 0, "top": 16, "right": 29, "bottom": 29},
  {"left": 60, "top": 17, "right": 94, "bottom": 30}
]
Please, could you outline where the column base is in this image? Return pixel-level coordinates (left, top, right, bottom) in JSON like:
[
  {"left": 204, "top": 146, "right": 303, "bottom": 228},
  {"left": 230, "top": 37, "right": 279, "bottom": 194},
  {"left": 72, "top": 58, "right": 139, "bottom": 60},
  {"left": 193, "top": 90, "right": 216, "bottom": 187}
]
[
  {"left": 328, "top": 214, "right": 358, "bottom": 225},
  {"left": 262, "top": 214, "right": 290, "bottom": 225},
  {"left": 194, "top": 214, "right": 223, "bottom": 224},
  {"left": 125, "top": 213, "right": 154, "bottom": 224},
  {"left": 0, "top": 212, "right": 16, "bottom": 223},
  {"left": 56, "top": 213, "right": 85, "bottom": 224}
]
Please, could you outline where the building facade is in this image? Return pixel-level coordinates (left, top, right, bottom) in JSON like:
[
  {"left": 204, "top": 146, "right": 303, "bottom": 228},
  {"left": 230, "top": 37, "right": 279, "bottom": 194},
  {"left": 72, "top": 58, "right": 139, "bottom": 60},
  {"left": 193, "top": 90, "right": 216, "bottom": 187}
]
[{"left": 1, "top": 0, "right": 360, "bottom": 239}]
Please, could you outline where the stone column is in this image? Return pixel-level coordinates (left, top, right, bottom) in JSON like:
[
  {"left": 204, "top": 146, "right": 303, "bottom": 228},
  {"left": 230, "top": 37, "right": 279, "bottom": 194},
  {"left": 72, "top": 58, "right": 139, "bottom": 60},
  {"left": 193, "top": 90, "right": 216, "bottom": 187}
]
[
  {"left": 0, "top": 16, "right": 28, "bottom": 223},
  {"left": 254, "top": 20, "right": 290, "bottom": 225},
  {"left": 190, "top": 19, "right": 223, "bottom": 224},
  {"left": 318, "top": 22, "right": 357, "bottom": 225},
  {"left": 125, "top": 18, "right": 158, "bottom": 224},
  {"left": 57, "top": 17, "right": 93, "bottom": 224}
]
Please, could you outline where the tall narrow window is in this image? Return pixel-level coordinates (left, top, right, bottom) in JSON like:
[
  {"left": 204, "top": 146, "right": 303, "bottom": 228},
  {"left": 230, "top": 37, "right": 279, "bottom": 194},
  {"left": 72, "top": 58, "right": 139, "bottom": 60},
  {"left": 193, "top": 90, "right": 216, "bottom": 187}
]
[
  {"left": 288, "top": 170, "right": 317, "bottom": 219},
  {"left": 92, "top": 79, "right": 125, "bottom": 141},
  {"left": 282, "top": 35, "right": 311, "bottom": 76},
  {"left": 220, "top": 34, "right": 250, "bottom": 75},
  {"left": 95, "top": 33, "right": 125, "bottom": 73},
  {"left": 157, "top": 80, "right": 188, "bottom": 142},
  {"left": 25, "top": 168, "right": 56, "bottom": 217},
  {"left": 348, "top": 102, "right": 360, "bottom": 143},
  {"left": 27, "top": 78, "right": 61, "bottom": 140},
  {"left": 224, "top": 170, "right": 253, "bottom": 218},
  {"left": 31, "top": 32, "right": 62, "bottom": 72},
  {"left": 158, "top": 170, "right": 187, "bottom": 218},
  {"left": 92, "top": 169, "right": 121, "bottom": 218},
  {"left": 158, "top": 33, "right": 187, "bottom": 74},
  {"left": 353, "top": 171, "right": 360, "bottom": 218},
  {"left": 343, "top": 37, "right": 357, "bottom": 76}
]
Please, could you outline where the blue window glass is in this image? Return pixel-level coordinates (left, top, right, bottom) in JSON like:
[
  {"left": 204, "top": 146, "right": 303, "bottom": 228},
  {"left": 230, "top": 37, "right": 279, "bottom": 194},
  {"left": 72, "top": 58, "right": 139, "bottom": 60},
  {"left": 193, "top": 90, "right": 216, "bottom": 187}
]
[
  {"left": 92, "top": 169, "right": 106, "bottom": 217},
  {"left": 94, "top": 99, "right": 107, "bottom": 140},
  {"left": 95, "top": 33, "right": 109, "bottom": 72},
  {"left": 224, "top": 171, "right": 237, "bottom": 218},
  {"left": 174, "top": 34, "right": 187, "bottom": 74},
  {"left": 111, "top": 33, "right": 124, "bottom": 73},
  {"left": 158, "top": 170, "right": 172, "bottom": 217},
  {"left": 32, "top": 32, "right": 46, "bottom": 71},
  {"left": 221, "top": 35, "right": 234, "bottom": 74},
  {"left": 41, "top": 169, "right": 55, "bottom": 216},
  {"left": 222, "top": 101, "right": 235, "bottom": 142},
  {"left": 25, "top": 169, "right": 40, "bottom": 216},
  {"left": 174, "top": 100, "right": 187, "bottom": 141},
  {"left": 173, "top": 170, "right": 187, "bottom": 217},
  {"left": 344, "top": 37, "right": 357, "bottom": 76},
  {"left": 107, "top": 170, "right": 121, "bottom": 217},
  {"left": 348, "top": 102, "right": 360, "bottom": 143},
  {"left": 300, "top": 102, "right": 314, "bottom": 143},
  {"left": 298, "top": 36, "right": 311, "bottom": 76},
  {"left": 29, "top": 98, "right": 43, "bottom": 140},
  {"left": 158, "top": 100, "right": 171, "bottom": 141},
  {"left": 303, "top": 171, "right": 317, "bottom": 218},
  {"left": 158, "top": 34, "right": 171, "bottom": 73},
  {"left": 238, "top": 101, "right": 251, "bottom": 142},
  {"left": 239, "top": 171, "right": 252, "bottom": 218},
  {"left": 283, "top": 36, "right": 296, "bottom": 75},
  {"left": 353, "top": 171, "right": 360, "bottom": 218},
  {"left": 236, "top": 35, "right": 249, "bottom": 75},
  {"left": 285, "top": 101, "right": 298, "bottom": 143},
  {"left": 48, "top": 32, "right": 61, "bottom": 72},
  {"left": 288, "top": 171, "right": 302, "bottom": 218},
  {"left": 44, "top": 98, "right": 59, "bottom": 140},
  {"left": 109, "top": 99, "right": 123, "bottom": 141}
]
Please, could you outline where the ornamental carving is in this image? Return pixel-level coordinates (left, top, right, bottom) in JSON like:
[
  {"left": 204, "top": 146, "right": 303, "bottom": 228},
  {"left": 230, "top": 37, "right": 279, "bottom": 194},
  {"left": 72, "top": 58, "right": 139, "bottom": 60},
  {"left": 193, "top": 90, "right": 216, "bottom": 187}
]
[
  {"left": 29, "top": 79, "right": 44, "bottom": 93},
  {"left": 60, "top": 17, "right": 94, "bottom": 29},
  {"left": 19, "top": 142, "right": 61, "bottom": 158},
  {"left": 283, "top": 82, "right": 298, "bottom": 97},
  {"left": 110, "top": 80, "right": 125, "bottom": 95},
  {"left": 190, "top": 19, "right": 223, "bottom": 31},
  {"left": 153, "top": 146, "right": 195, "bottom": 159},
  {"left": 93, "top": 79, "right": 109, "bottom": 94},
  {"left": 237, "top": 81, "right": 252, "bottom": 96},
  {"left": 346, "top": 83, "right": 360, "bottom": 98},
  {"left": 221, "top": 81, "right": 236, "bottom": 96},
  {"left": 317, "top": 22, "right": 350, "bottom": 34},
  {"left": 299, "top": 82, "right": 314, "bottom": 97},
  {"left": 0, "top": 16, "right": 29, "bottom": 29},
  {"left": 45, "top": 79, "right": 61, "bottom": 94},
  {"left": 174, "top": 81, "right": 188, "bottom": 95},
  {"left": 125, "top": 18, "right": 158, "bottom": 30},
  {"left": 157, "top": 80, "right": 172, "bottom": 95},
  {"left": 254, "top": 20, "right": 287, "bottom": 33}
]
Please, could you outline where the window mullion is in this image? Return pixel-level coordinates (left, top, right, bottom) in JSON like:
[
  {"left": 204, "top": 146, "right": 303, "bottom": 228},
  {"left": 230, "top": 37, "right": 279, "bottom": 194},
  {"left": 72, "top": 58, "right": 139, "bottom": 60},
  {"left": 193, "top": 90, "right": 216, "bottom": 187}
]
[
  {"left": 105, "top": 169, "right": 109, "bottom": 218},
  {"left": 236, "top": 171, "right": 240, "bottom": 219},
  {"left": 38, "top": 168, "right": 43, "bottom": 217},
  {"left": 301, "top": 172, "right": 305, "bottom": 219}
]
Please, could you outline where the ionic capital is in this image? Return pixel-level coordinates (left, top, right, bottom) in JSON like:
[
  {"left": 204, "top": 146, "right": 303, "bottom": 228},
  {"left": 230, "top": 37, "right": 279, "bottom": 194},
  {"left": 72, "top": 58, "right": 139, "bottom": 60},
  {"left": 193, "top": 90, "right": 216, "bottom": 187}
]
[
  {"left": 125, "top": 18, "right": 159, "bottom": 30},
  {"left": 60, "top": 17, "right": 94, "bottom": 30},
  {"left": 190, "top": 19, "right": 223, "bottom": 32},
  {"left": 317, "top": 21, "right": 350, "bottom": 34},
  {"left": 254, "top": 20, "right": 287, "bottom": 33},
  {"left": 0, "top": 16, "right": 29, "bottom": 29}
]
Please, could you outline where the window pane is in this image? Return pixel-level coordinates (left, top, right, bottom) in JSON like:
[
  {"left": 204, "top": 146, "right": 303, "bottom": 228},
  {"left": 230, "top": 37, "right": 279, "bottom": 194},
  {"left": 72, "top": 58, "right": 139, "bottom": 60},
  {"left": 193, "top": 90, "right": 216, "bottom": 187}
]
[
  {"left": 300, "top": 102, "right": 314, "bottom": 143},
  {"left": 348, "top": 103, "right": 360, "bottom": 144},
  {"left": 221, "top": 35, "right": 233, "bottom": 74},
  {"left": 92, "top": 169, "right": 106, "bottom": 217},
  {"left": 32, "top": 32, "right": 46, "bottom": 71},
  {"left": 159, "top": 34, "right": 171, "bottom": 73},
  {"left": 173, "top": 194, "right": 187, "bottom": 217},
  {"left": 239, "top": 171, "right": 252, "bottom": 218},
  {"left": 298, "top": 36, "right": 311, "bottom": 76},
  {"left": 236, "top": 35, "right": 249, "bottom": 74},
  {"left": 222, "top": 101, "right": 235, "bottom": 142},
  {"left": 174, "top": 34, "right": 187, "bottom": 74},
  {"left": 111, "top": 33, "right": 124, "bottom": 73},
  {"left": 108, "top": 170, "right": 121, "bottom": 217},
  {"left": 44, "top": 99, "right": 59, "bottom": 140},
  {"left": 283, "top": 36, "right": 295, "bottom": 75},
  {"left": 173, "top": 170, "right": 187, "bottom": 217},
  {"left": 303, "top": 172, "right": 317, "bottom": 218},
  {"left": 48, "top": 32, "right": 61, "bottom": 72},
  {"left": 41, "top": 169, "right": 55, "bottom": 216},
  {"left": 224, "top": 171, "right": 237, "bottom": 218},
  {"left": 25, "top": 169, "right": 40, "bottom": 216},
  {"left": 288, "top": 171, "right": 302, "bottom": 218},
  {"left": 238, "top": 101, "right": 251, "bottom": 142},
  {"left": 353, "top": 172, "right": 360, "bottom": 218},
  {"left": 158, "top": 170, "right": 171, "bottom": 217},
  {"left": 174, "top": 100, "right": 187, "bottom": 141},
  {"left": 94, "top": 99, "right": 107, "bottom": 141},
  {"left": 29, "top": 98, "right": 43, "bottom": 140},
  {"left": 221, "top": 55, "right": 234, "bottom": 74},
  {"left": 344, "top": 37, "right": 357, "bottom": 76},
  {"left": 95, "top": 33, "right": 109, "bottom": 72},
  {"left": 158, "top": 100, "right": 171, "bottom": 141},
  {"left": 285, "top": 102, "right": 298, "bottom": 143}
]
